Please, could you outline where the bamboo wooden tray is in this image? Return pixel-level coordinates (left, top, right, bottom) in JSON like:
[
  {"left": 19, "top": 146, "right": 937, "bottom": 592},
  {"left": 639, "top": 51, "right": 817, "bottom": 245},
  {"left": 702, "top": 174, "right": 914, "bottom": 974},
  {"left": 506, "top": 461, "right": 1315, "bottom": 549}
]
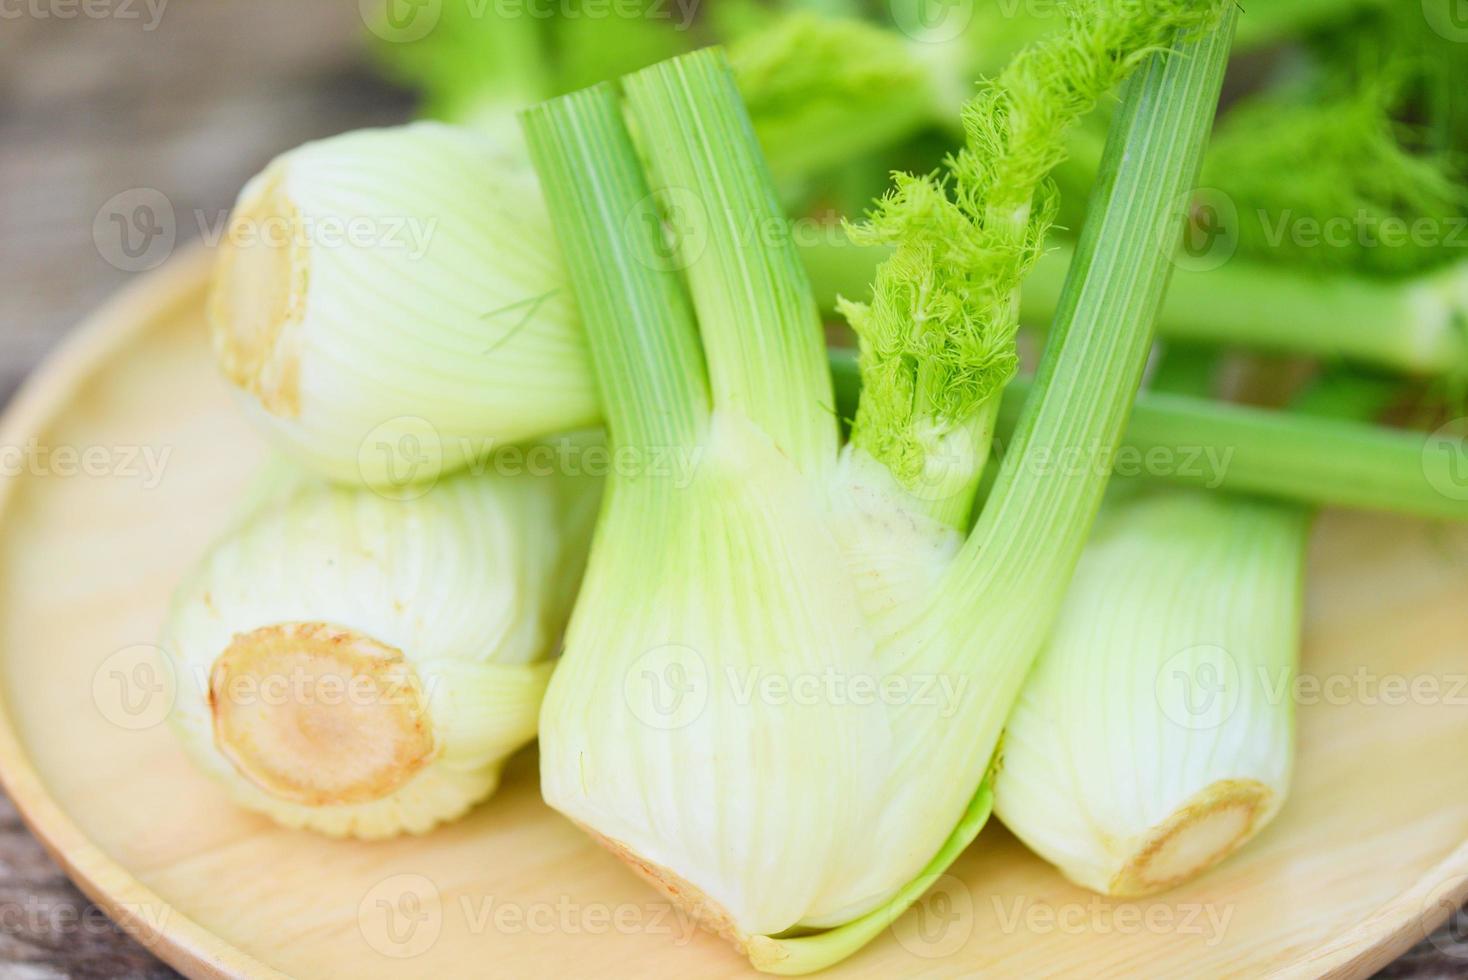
[{"left": 0, "top": 249, "right": 1465, "bottom": 979}]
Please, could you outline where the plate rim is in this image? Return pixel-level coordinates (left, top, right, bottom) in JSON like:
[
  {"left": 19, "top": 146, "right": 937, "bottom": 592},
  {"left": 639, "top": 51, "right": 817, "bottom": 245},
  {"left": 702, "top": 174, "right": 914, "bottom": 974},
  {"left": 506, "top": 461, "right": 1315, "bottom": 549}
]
[
  {"left": 0, "top": 246, "right": 284, "bottom": 980},
  {"left": 0, "top": 249, "right": 1463, "bottom": 979}
]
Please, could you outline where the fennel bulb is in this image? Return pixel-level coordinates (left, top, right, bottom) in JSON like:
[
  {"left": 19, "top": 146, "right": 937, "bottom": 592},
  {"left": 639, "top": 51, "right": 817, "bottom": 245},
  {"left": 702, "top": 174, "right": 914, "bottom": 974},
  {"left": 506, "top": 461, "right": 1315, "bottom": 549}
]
[
  {"left": 995, "top": 487, "right": 1307, "bottom": 895},
  {"left": 160, "top": 466, "right": 594, "bottom": 838},
  {"left": 208, "top": 122, "right": 597, "bottom": 489},
  {"left": 524, "top": 2, "right": 1235, "bottom": 970}
]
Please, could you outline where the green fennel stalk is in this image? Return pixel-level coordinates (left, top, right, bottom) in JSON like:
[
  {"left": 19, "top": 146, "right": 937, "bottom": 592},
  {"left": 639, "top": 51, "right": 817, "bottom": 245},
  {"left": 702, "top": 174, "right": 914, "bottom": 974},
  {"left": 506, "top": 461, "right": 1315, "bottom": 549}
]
[{"left": 525, "top": 2, "right": 1234, "bottom": 971}]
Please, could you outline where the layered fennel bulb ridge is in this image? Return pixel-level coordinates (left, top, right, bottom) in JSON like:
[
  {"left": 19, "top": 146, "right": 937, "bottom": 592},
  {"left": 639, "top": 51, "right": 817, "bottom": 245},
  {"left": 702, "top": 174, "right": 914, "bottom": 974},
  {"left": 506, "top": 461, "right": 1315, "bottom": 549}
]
[
  {"left": 526, "top": 2, "right": 1234, "bottom": 960},
  {"left": 208, "top": 122, "right": 598, "bottom": 488},
  {"left": 995, "top": 488, "right": 1306, "bottom": 895},
  {"left": 161, "top": 467, "right": 593, "bottom": 838}
]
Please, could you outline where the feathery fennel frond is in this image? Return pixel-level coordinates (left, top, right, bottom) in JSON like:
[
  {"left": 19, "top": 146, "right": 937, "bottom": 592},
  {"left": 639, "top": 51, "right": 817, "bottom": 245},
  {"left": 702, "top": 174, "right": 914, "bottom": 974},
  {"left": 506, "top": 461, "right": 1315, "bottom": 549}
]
[
  {"left": 731, "top": 12, "right": 934, "bottom": 122},
  {"left": 368, "top": 1, "right": 554, "bottom": 127},
  {"left": 1204, "top": 77, "right": 1468, "bottom": 278},
  {"left": 843, "top": 0, "right": 1222, "bottom": 498},
  {"left": 729, "top": 12, "right": 946, "bottom": 182}
]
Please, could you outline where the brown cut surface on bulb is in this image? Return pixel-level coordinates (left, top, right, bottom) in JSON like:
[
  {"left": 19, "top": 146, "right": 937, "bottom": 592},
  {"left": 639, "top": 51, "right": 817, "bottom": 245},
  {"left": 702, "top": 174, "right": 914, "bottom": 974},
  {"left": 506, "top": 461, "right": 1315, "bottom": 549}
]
[
  {"left": 582, "top": 824, "right": 757, "bottom": 955},
  {"left": 207, "top": 169, "right": 307, "bottom": 417},
  {"left": 1109, "top": 778, "right": 1275, "bottom": 898},
  {"left": 209, "top": 622, "right": 435, "bottom": 807}
]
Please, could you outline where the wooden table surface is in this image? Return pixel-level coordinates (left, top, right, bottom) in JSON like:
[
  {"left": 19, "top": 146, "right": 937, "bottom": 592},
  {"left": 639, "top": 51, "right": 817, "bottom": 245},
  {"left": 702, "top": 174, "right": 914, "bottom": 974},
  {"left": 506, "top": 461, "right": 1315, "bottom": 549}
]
[{"left": 0, "top": 2, "right": 1463, "bottom": 976}]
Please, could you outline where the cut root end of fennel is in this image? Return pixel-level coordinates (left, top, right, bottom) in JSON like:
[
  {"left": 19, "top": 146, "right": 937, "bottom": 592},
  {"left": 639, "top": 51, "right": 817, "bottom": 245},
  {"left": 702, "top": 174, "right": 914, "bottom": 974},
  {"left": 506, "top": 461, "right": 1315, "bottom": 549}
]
[
  {"left": 1109, "top": 778, "right": 1275, "bottom": 897},
  {"left": 208, "top": 169, "right": 306, "bottom": 420},
  {"left": 209, "top": 622, "right": 435, "bottom": 808}
]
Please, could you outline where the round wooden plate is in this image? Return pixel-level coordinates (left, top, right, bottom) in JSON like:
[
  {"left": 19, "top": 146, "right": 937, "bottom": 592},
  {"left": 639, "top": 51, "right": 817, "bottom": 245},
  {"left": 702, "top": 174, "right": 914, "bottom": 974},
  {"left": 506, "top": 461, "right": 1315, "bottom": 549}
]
[{"left": 0, "top": 249, "right": 1465, "bottom": 979}]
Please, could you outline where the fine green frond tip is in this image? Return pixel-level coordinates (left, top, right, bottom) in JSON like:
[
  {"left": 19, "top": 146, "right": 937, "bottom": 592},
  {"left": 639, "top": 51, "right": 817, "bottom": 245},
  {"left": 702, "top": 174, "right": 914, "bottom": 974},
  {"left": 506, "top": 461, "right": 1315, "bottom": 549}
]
[
  {"left": 845, "top": 0, "right": 1225, "bottom": 488},
  {"left": 1204, "top": 72, "right": 1468, "bottom": 278},
  {"left": 368, "top": 2, "right": 552, "bottom": 125},
  {"left": 731, "top": 12, "right": 933, "bottom": 121},
  {"left": 839, "top": 173, "right": 1027, "bottom": 484},
  {"left": 728, "top": 11, "right": 942, "bottom": 180}
]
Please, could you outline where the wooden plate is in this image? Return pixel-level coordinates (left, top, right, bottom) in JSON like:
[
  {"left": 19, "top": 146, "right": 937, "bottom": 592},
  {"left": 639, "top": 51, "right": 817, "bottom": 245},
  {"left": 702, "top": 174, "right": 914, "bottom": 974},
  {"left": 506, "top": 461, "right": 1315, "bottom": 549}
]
[{"left": 0, "top": 249, "right": 1465, "bottom": 979}]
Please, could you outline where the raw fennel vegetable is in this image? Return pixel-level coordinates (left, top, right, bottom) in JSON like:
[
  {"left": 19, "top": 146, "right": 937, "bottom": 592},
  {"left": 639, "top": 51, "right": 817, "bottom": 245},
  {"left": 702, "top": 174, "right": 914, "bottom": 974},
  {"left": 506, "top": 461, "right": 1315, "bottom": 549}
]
[
  {"left": 996, "top": 484, "right": 1308, "bottom": 895},
  {"left": 758, "top": 4, "right": 1468, "bottom": 377},
  {"left": 1038, "top": 5, "right": 1468, "bottom": 374},
  {"left": 208, "top": 122, "right": 596, "bottom": 488},
  {"left": 203, "top": 109, "right": 1461, "bottom": 508},
  {"left": 360, "top": 4, "right": 1468, "bottom": 387},
  {"left": 370, "top": 0, "right": 1369, "bottom": 201},
  {"left": 995, "top": 370, "right": 1397, "bottom": 895},
  {"left": 524, "top": 2, "right": 1233, "bottom": 970},
  {"left": 160, "top": 466, "right": 595, "bottom": 838}
]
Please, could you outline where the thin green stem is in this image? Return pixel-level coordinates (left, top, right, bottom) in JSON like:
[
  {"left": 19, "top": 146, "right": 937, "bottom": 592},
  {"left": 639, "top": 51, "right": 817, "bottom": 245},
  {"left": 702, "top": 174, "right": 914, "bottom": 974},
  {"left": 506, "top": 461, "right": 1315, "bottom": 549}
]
[
  {"left": 1290, "top": 370, "right": 1401, "bottom": 420},
  {"left": 520, "top": 84, "right": 710, "bottom": 451},
  {"left": 833, "top": 349, "right": 1464, "bottom": 522},
  {"left": 1149, "top": 342, "right": 1222, "bottom": 397},
  {"left": 992, "top": 378, "right": 1468, "bottom": 521},
  {"left": 1021, "top": 244, "right": 1468, "bottom": 375},
  {"left": 623, "top": 48, "right": 838, "bottom": 472},
  {"left": 950, "top": 9, "right": 1237, "bottom": 607}
]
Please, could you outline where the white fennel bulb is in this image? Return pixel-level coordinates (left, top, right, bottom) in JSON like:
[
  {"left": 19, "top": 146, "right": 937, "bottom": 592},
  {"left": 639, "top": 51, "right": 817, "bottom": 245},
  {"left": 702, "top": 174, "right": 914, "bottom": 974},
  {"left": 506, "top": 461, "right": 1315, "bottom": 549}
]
[
  {"left": 160, "top": 466, "right": 594, "bottom": 838},
  {"left": 995, "top": 487, "right": 1306, "bottom": 895},
  {"left": 523, "top": 9, "right": 1233, "bottom": 971},
  {"left": 208, "top": 122, "right": 598, "bottom": 489}
]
